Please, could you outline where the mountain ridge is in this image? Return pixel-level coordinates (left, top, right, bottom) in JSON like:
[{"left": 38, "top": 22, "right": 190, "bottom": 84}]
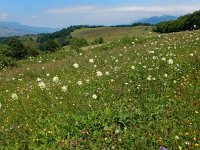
[
  {"left": 0, "top": 21, "right": 58, "bottom": 37},
  {"left": 133, "top": 15, "right": 178, "bottom": 25}
]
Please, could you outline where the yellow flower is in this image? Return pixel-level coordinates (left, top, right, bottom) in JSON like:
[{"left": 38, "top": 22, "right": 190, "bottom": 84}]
[
  {"left": 179, "top": 146, "right": 182, "bottom": 150},
  {"left": 195, "top": 143, "right": 199, "bottom": 147},
  {"left": 195, "top": 111, "right": 198, "bottom": 114},
  {"left": 185, "top": 132, "right": 189, "bottom": 136}
]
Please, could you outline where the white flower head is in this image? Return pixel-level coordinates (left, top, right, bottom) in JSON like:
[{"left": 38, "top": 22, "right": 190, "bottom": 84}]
[
  {"left": 164, "top": 74, "right": 168, "bottom": 78},
  {"left": 161, "top": 57, "right": 166, "bottom": 61},
  {"left": 89, "top": 59, "right": 94, "bottom": 63},
  {"left": 38, "top": 82, "right": 46, "bottom": 89},
  {"left": 11, "top": 93, "right": 18, "bottom": 100},
  {"left": 96, "top": 71, "right": 103, "bottom": 77},
  {"left": 131, "top": 65, "right": 135, "bottom": 70},
  {"left": 175, "top": 135, "right": 179, "bottom": 140},
  {"left": 85, "top": 79, "right": 90, "bottom": 83},
  {"left": 92, "top": 94, "right": 97, "bottom": 99},
  {"left": 53, "top": 76, "right": 59, "bottom": 83},
  {"left": 105, "top": 71, "right": 110, "bottom": 76},
  {"left": 168, "top": 59, "right": 173, "bottom": 65},
  {"left": 36, "top": 78, "right": 42, "bottom": 82},
  {"left": 61, "top": 86, "right": 68, "bottom": 92},
  {"left": 77, "top": 81, "right": 83, "bottom": 86},
  {"left": 73, "top": 63, "right": 79, "bottom": 68},
  {"left": 147, "top": 75, "right": 152, "bottom": 81}
]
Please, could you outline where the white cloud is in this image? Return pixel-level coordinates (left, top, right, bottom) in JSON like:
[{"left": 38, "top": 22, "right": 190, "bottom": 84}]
[
  {"left": 45, "top": 4, "right": 200, "bottom": 15},
  {"left": 45, "top": 5, "right": 96, "bottom": 14},
  {"left": 0, "top": 13, "right": 8, "bottom": 20}
]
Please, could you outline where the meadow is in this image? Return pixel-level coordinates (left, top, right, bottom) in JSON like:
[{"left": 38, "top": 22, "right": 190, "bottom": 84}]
[
  {"left": 0, "top": 28, "right": 199, "bottom": 149},
  {"left": 71, "top": 26, "right": 157, "bottom": 43}
]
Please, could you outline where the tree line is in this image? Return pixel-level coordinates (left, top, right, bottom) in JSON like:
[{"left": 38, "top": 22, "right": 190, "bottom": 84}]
[
  {"left": 0, "top": 25, "right": 105, "bottom": 69},
  {"left": 154, "top": 10, "right": 200, "bottom": 33}
]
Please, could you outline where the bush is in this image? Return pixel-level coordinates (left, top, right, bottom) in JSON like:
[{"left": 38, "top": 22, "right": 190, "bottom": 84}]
[
  {"left": 0, "top": 54, "right": 16, "bottom": 69},
  {"left": 91, "top": 37, "right": 105, "bottom": 45},
  {"left": 70, "top": 37, "right": 88, "bottom": 50}
]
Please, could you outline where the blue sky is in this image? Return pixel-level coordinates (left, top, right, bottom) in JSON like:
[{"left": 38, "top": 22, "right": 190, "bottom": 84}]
[{"left": 0, "top": 0, "right": 200, "bottom": 27}]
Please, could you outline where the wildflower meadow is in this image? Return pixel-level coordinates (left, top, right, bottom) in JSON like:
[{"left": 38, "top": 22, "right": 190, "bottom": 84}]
[{"left": 0, "top": 29, "right": 199, "bottom": 149}]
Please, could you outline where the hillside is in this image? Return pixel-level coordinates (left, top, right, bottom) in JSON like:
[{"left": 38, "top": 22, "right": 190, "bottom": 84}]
[
  {"left": 0, "top": 21, "right": 58, "bottom": 37},
  {"left": 0, "top": 28, "right": 199, "bottom": 149},
  {"left": 155, "top": 10, "right": 200, "bottom": 33},
  {"left": 72, "top": 26, "right": 157, "bottom": 43},
  {"left": 134, "top": 15, "right": 178, "bottom": 25}
]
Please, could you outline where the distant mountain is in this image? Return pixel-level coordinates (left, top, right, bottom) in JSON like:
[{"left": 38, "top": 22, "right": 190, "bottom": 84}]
[
  {"left": 0, "top": 22, "right": 58, "bottom": 37},
  {"left": 133, "top": 15, "right": 178, "bottom": 25}
]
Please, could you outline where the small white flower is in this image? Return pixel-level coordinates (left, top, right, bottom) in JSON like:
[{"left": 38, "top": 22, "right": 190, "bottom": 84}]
[
  {"left": 96, "top": 71, "right": 103, "bottom": 77},
  {"left": 53, "top": 76, "right": 59, "bottom": 83},
  {"left": 167, "top": 59, "right": 173, "bottom": 65},
  {"left": 92, "top": 94, "right": 97, "bottom": 99},
  {"left": 185, "top": 141, "right": 190, "bottom": 145},
  {"left": 38, "top": 82, "right": 46, "bottom": 89},
  {"left": 161, "top": 57, "right": 166, "bottom": 61},
  {"left": 149, "top": 51, "right": 154, "bottom": 54},
  {"left": 175, "top": 135, "right": 179, "bottom": 140},
  {"left": 164, "top": 74, "right": 168, "bottom": 78},
  {"left": 89, "top": 59, "right": 94, "bottom": 63},
  {"left": 73, "top": 63, "right": 79, "bottom": 68},
  {"left": 190, "top": 53, "right": 193, "bottom": 56},
  {"left": 61, "top": 86, "right": 68, "bottom": 92},
  {"left": 194, "top": 24, "right": 196, "bottom": 28},
  {"left": 36, "top": 78, "right": 42, "bottom": 82},
  {"left": 147, "top": 75, "right": 152, "bottom": 81},
  {"left": 0, "top": 103, "right": 2, "bottom": 108},
  {"left": 46, "top": 73, "right": 50, "bottom": 77},
  {"left": 77, "top": 81, "right": 83, "bottom": 86},
  {"left": 11, "top": 93, "right": 18, "bottom": 100},
  {"left": 131, "top": 65, "right": 135, "bottom": 70},
  {"left": 105, "top": 71, "right": 110, "bottom": 76},
  {"left": 115, "top": 129, "right": 120, "bottom": 134},
  {"left": 85, "top": 79, "right": 90, "bottom": 83}
]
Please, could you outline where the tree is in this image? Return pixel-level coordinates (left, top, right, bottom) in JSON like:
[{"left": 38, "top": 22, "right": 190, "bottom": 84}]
[
  {"left": 7, "top": 37, "right": 27, "bottom": 60},
  {"left": 39, "top": 39, "right": 60, "bottom": 53},
  {"left": 23, "top": 40, "right": 39, "bottom": 57}
]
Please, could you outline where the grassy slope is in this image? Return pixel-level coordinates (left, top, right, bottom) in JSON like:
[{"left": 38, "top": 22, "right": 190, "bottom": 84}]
[
  {"left": 71, "top": 26, "right": 157, "bottom": 43},
  {"left": 0, "top": 29, "right": 200, "bottom": 149}
]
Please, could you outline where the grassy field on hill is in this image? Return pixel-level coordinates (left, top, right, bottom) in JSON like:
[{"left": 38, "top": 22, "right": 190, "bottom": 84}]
[
  {"left": 72, "top": 26, "right": 157, "bottom": 43},
  {"left": 0, "top": 29, "right": 199, "bottom": 149}
]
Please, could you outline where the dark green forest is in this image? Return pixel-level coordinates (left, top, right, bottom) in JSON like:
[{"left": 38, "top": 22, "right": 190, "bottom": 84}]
[{"left": 154, "top": 10, "right": 200, "bottom": 33}]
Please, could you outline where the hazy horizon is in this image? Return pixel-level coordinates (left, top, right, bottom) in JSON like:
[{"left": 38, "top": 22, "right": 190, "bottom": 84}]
[{"left": 0, "top": 0, "right": 200, "bottom": 28}]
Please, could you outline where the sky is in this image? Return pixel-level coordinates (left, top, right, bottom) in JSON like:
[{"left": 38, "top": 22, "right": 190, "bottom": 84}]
[{"left": 0, "top": 0, "right": 200, "bottom": 28}]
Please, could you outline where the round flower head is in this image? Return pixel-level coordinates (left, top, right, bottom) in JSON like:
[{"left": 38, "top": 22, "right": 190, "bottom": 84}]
[
  {"left": 38, "top": 82, "right": 46, "bottom": 89},
  {"left": 89, "top": 59, "right": 94, "bottom": 63},
  {"left": 92, "top": 94, "right": 97, "bottom": 99},
  {"left": 61, "top": 86, "right": 68, "bottom": 92},
  {"left": 167, "top": 59, "right": 173, "bottom": 65},
  {"left": 11, "top": 93, "right": 18, "bottom": 100},
  {"left": 96, "top": 71, "right": 103, "bottom": 77},
  {"left": 73, "top": 63, "right": 79, "bottom": 68},
  {"left": 53, "top": 76, "right": 59, "bottom": 83}
]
